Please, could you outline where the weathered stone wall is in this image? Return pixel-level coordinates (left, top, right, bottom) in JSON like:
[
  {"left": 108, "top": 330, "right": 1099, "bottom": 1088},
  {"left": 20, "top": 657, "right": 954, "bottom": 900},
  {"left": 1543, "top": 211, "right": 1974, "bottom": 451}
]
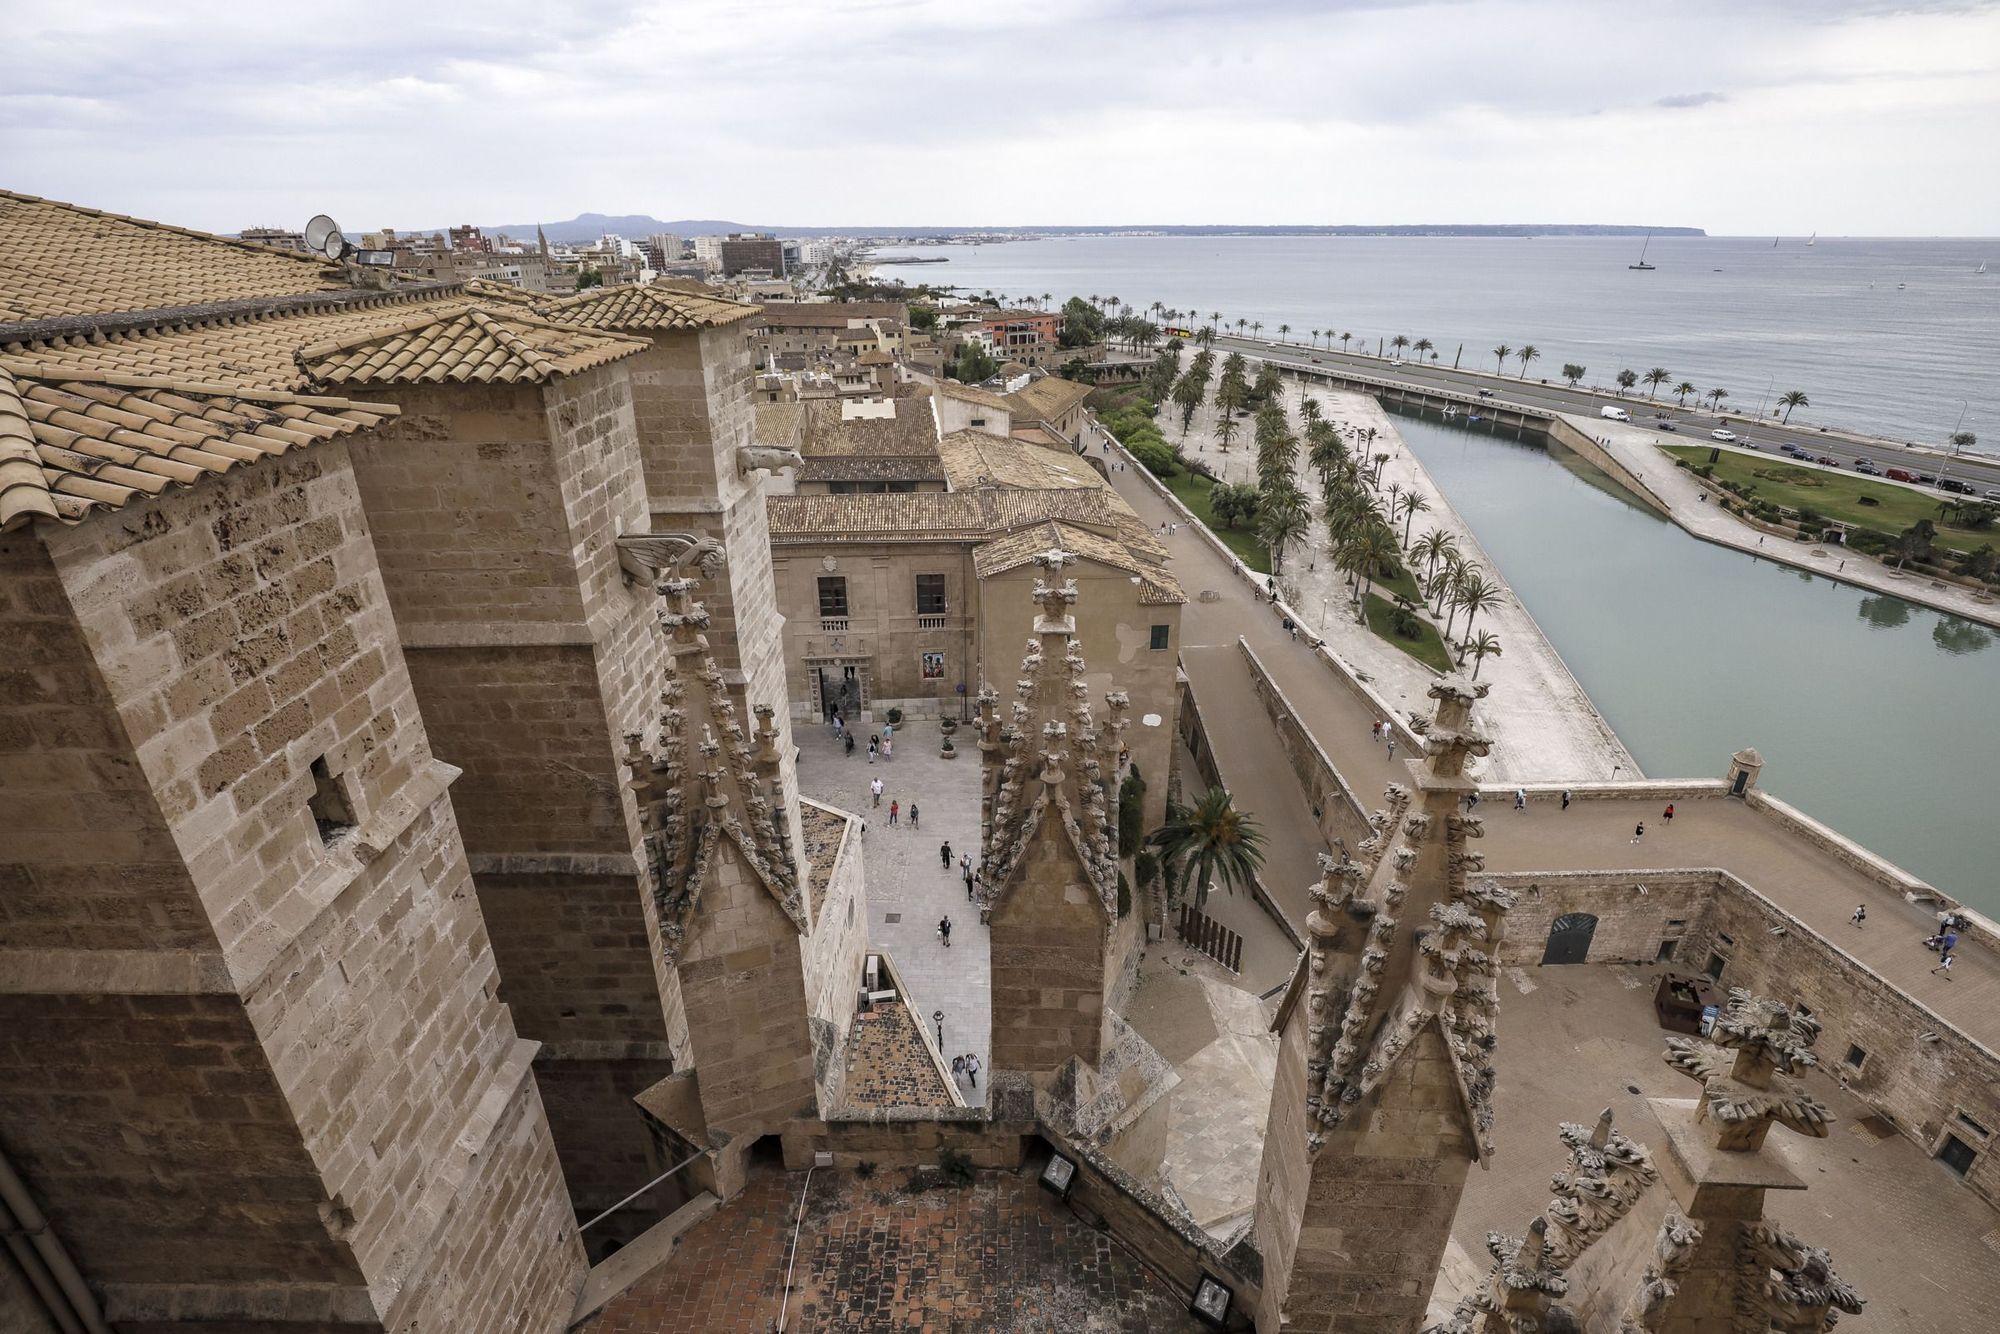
[
  {"left": 0, "top": 537, "right": 216, "bottom": 959},
  {"left": 1491, "top": 868, "right": 1718, "bottom": 968},
  {"left": 770, "top": 540, "right": 977, "bottom": 718},
  {"left": 675, "top": 839, "right": 818, "bottom": 1135},
  {"left": 1236, "top": 638, "right": 1370, "bottom": 848},
  {"left": 17, "top": 445, "right": 584, "bottom": 1326},
  {"left": 987, "top": 817, "right": 1111, "bottom": 1078},
  {"left": 799, "top": 800, "right": 869, "bottom": 1110}
]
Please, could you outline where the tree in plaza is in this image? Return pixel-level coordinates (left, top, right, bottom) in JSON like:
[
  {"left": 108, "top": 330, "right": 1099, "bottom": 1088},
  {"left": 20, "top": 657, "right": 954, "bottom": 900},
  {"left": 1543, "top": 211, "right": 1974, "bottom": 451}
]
[
  {"left": 1144, "top": 348, "right": 1181, "bottom": 404},
  {"left": 1615, "top": 369, "right": 1638, "bottom": 396},
  {"left": 1172, "top": 372, "right": 1206, "bottom": 437},
  {"left": 1894, "top": 518, "right": 1937, "bottom": 569},
  {"left": 1257, "top": 486, "right": 1313, "bottom": 574},
  {"left": 1413, "top": 527, "right": 1457, "bottom": 583},
  {"left": 1492, "top": 343, "right": 1512, "bottom": 373},
  {"left": 1060, "top": 296, "right": 1105, "bottom": 347},
  {"left": 1147, "top": 786, "right": 1266, "bottom": 912},
  {"left": 1705, "top": 386, "right": 1730, "bottom": 413},
  {"left": 1561, "top": 363, "right": 1588, "bottom": 388},
  {"left": 1673, "top": 380, "right": 1697, "bottom": 407},
  {"left": 1396, "top": 490, "right": 1431, "bottom": 547},
  {"left": 1429, "top": 548, "right": 1466, "bottom": 617},
  {"left": 1449, "top": 569, "right": 1503, "bottom": 640},
  {"left": 1463, "top": 630, "right": 1504, "bottom": 679},
  {"left": 1307, "top": 421, "right": 1348, "bottom": 488},
  {"left": 1210, "top": 481, "right": 1261, "bottom": 529},
  {"left": 1341, "top": 522, "right": 1399, "bottom": 620},
  {"left": 1391, "top": 334, "right": 1411, "bottom": 359},
  {"left": 1958, "top": 544, "right": 1998, "bottom": 581},
  {"left": 1517, "top": 344, "right": 1540, "bottom": 378},
  {"left": 1644, "top": 367, "right": 1671, "bottom": 399},
  {"left": 1250, "top": 362, "right": 1285, "bottom": 409},
  {"left": 1214, "top": 412, "right": 1240, "bottom": 453}
]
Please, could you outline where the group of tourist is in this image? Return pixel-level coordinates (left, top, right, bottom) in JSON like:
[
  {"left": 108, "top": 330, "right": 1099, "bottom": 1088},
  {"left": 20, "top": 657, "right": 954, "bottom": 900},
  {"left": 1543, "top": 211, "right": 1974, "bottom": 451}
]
[{"left": 832, "top": 710, "right": 897, "bottom": 763}]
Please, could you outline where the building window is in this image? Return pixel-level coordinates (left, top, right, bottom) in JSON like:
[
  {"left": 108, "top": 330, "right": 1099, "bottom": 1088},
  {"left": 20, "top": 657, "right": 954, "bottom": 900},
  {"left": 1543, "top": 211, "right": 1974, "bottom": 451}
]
[
  {"left": 1149, "top": 624, "right": 1171, "bottom": 651},
  {"left": 1844, "top": 1044, "right": 1867, "bottom": 1070},
  {"left": 1958, "top": 1112, "right": 1992, "bottom": 1138},
  {"left": 1703, "top": 953, "right": 1727, "bottom": 981},
  {"left": 308, "top": 756, "right": 356, "bottom": 843},
  {"left": 817, "top": 576, "right": 848, "bottom": 619},
  {"left": 1716, "top": 932, "right": 1735, "bottom": 947},
  {"left": 915, "top": 574, "right": 948, "bottom": 616},
  {"left": 1938, "top": 1134, "right": 1977, "bottom": 1177},
  {"left": 1655, "top": 939, "right": 1678, "bottom": 961}
]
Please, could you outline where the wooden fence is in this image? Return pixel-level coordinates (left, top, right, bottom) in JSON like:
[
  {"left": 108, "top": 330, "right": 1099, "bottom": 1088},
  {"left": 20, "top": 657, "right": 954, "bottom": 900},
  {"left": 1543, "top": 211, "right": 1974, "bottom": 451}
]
[{"left": 1176, "top": 903, "right": 1244, "bottom": 974}]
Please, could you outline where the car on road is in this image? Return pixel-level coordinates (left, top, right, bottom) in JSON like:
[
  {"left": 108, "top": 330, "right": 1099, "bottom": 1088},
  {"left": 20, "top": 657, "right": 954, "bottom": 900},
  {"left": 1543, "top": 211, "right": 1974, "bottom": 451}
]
[
  {"left": 1854, "top": 460, "right": 1882, "bottom": 476},
  {"left": 1656, "top": 421, "right": 1678, "bottom": 432},
  {"left": 1915, "top": 472, "right": 1937, "bottom": 485},
  {"left": 1778, "top": 442, "right": 1804, "bottom": 455},
  {"left": 1476, "top": 389, "right": 1494, "bottom": 399},
  {"left": 1939, "top": 478, "right": 1976, "bottom": 494},
  {"left": 1885, "top": 468, "right": 1914, "bottom": 482},
  {"left": 1815, "top": 455, "right": 1839, "bottom": 466},
  {"left": 1711, "top": 429, "right": 1739, "bottom": 442},
  {"left": 1985, "top": 489, "right": 2000, "bottom": 501},
  {"left": 1601, "top": 406, "right": 1631, "bottom": 421}
]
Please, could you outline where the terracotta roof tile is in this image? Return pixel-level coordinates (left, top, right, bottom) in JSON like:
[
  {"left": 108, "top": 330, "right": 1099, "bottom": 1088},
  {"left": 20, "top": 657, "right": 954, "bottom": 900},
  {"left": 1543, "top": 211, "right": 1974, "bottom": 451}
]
[
  {"left": 936, "top": 429, "right": 1099, "bottom": 492},
  {"left": 0, "top": 357, "right": 395, "bottom": 532},
  {"left": 0, "top": 190, "right": 349, "bottom": 323},
  {"left": 934, "top": 379, "right": 1014, "bottom": 413},
  {"left": 974, "top": 520, "right": 1185, "bottom": 605},
  {"left": 537, "top": 282, "right": 759, "bottom": 331},
  {"left": 1005, "top": 376, "right": 1091, "bottom": 423},
  {"left": 297, "top": 305, "right": 646, "bottom": 386},
  {"left": 799, "top": 396, "right": 938, "bottom": 460},
  {"left": 768, "top": 491, "right": 984, "bottom": 539}
]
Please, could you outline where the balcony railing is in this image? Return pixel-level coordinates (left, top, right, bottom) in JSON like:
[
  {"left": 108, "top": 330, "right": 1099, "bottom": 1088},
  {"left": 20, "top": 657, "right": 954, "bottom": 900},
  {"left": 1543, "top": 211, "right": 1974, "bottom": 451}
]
[
  {"left": 820, "top": 617, "right": 849, "bottom": 633},
  {"left": 916, "top": 614, "right": 947, "bottom": 631}
]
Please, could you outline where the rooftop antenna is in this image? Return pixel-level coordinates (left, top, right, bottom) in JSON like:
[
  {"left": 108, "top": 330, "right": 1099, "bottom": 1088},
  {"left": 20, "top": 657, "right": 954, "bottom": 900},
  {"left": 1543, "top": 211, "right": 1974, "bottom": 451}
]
[{"left": 304, "top": 214, "right": 350, "bottom": 263}]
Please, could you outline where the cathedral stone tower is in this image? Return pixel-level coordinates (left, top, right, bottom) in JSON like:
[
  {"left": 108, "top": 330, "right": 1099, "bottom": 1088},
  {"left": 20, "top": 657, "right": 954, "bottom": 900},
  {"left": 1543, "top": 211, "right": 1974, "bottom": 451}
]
[{"left": 1255, "top": 676, "right": 1513, "bottom": 1332}]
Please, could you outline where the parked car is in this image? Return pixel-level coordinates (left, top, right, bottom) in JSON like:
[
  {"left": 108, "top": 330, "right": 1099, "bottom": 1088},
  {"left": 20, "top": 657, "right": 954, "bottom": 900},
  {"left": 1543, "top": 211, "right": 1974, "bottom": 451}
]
[
  {"left": 1854, "top": 460, "right": 1882, "bottom": 476},
  {"left": 1939, "top": 478, "right": 1975, "bottom": 494},
  {"left": 1779, "top": 442, "right": 1804, "bottom": 456},
  {"left": 1985, "top": 489, "right": 2000, "bottom": 501},
  {"left": 1915, "top": 473, "right": 1937, "bottom": 484},
  {"left": 1884, "top": 468, "right": 1914, "bottom": 482},
  {"left": 1711, "top": 429, "right": 1738, "bottom": 442},
  {"left": 1815, "top": 455, "right": 1839, "bottom": 466}
]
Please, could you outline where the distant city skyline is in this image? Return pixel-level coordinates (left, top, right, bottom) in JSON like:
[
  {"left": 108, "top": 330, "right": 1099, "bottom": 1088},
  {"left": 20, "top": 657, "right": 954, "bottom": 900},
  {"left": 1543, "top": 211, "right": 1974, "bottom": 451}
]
[{"left": 6, "top": 0, "right": 1998, "bottom": 236}]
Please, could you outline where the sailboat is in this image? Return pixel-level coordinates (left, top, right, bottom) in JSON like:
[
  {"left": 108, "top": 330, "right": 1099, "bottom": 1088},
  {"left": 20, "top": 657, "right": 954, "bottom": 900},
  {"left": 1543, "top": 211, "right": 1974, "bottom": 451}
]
[
  {"left": 1979, "top": 262, "right": 1990, "bottom": 275},
  {"left": 1629, "top": 232, "right": 1656, "bottom": 271},
  {"left": 1807, "top": 232, "right": 1817, "bottom": 247},
  {"left": 1772, "top": 237, "right": 1780, "bottom": 248}
]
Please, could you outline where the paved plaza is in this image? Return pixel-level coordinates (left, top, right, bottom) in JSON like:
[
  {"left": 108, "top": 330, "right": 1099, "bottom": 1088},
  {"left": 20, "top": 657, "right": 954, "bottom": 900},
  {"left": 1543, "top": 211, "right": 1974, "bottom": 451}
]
[
  {"left": 794, "top": 718, "right": 992, "bottom": 1106},
  {"left": 580, "top": 1166, "right": 1206, "bottom": 1333}
]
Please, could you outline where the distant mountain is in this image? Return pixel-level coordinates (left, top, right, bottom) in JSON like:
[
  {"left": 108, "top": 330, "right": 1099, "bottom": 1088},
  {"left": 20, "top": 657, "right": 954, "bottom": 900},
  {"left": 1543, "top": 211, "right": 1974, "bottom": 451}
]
[{"left": 416, "top": 213, "right": 1706, "bottom": 242}]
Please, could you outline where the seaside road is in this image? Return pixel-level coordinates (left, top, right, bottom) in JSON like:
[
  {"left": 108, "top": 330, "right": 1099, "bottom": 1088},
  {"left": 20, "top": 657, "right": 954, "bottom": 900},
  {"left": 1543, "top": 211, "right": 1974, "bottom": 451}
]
[
  {"left": 1103, "top": 438, "right": 2000, "bottom": 1059},
  {"left": 1216, "top": 334, "right": 2000, "bottom": 486}
]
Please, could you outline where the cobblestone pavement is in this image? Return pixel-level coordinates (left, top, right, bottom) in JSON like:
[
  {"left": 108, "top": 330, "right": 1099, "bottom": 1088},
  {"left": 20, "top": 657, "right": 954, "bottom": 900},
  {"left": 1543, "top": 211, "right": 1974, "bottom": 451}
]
[
  {"left": 579, "top": 1165, "right": 1208, "bottom": 1333},
  {"left": 841, "top": 999, "right": 954, "bottom": 1110},
  {"left": 1444, "top": 963, "right": 1997, "bottom": 1332},
  {"left": 1122, "top": 949, "right": 1278, "bottom": 1237},
  {"left": 794, "top": 719, "right": 991, "bottom": 1106}
]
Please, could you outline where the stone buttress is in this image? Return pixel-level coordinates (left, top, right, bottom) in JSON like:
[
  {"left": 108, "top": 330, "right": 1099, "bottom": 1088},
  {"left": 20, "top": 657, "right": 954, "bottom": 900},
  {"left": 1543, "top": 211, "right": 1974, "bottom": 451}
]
[{"left": 1253, "top": 676, "right": 1515, "bottom": 1333}]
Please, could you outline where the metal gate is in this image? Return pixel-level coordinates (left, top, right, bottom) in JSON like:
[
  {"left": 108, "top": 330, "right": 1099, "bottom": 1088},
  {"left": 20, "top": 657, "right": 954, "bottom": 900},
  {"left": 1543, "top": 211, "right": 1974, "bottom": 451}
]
[{"left": 1540, "top": 912, "right": 1598, "bottom": 966}]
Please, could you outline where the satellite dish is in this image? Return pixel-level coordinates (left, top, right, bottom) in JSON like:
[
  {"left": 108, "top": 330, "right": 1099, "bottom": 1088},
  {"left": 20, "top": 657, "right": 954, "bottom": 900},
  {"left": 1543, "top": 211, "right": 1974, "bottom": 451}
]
[{"left": 304, "top": 214, "right": 348, "bottom": 261}]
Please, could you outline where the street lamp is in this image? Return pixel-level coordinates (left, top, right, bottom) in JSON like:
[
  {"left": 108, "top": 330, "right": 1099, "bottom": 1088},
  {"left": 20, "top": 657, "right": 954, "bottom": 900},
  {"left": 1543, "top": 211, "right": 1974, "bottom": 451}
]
[
  {"left": 1951, "top": 400, "right": 1969, "bottom": 454},
  {"left": 933, "top": 1009, "right": 945, "bottom": 1047}
]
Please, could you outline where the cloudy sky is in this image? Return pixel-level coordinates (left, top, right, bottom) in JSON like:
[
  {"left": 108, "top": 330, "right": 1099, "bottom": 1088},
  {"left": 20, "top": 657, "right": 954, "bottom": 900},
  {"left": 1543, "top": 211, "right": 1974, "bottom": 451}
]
[{"left": 7, "top": 0, "right": 1998, "bottom": 235}]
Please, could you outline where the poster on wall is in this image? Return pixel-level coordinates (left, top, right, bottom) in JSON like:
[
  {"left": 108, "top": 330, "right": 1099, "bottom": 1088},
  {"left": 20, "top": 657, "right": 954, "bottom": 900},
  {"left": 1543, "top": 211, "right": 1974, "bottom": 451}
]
[{"left": 920, "top": 651, "right": 946, "bottom": 680}]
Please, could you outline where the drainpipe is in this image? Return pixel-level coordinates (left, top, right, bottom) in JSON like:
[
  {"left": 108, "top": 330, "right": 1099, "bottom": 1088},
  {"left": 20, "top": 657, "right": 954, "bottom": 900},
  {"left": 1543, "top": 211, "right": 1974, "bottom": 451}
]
[{"left": 0, "top": 1148, "right": 109, "bottom": 1334}]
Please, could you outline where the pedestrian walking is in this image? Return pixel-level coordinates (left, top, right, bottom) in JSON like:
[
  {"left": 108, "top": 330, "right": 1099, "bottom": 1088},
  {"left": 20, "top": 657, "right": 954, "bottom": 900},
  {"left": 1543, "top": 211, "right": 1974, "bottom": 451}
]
[
  {"left": 940, "top": 841, "right": 953, "bottom": 869},
  {"left": 889, "top": 800, "right": 899, "bottom": 826},
  {"left": 1514, "top": 788, "right": 1527, "bottom": 811},
  {"left": 1631, "top": 821, "right": 1645, "bottom": 844},
  {"left": 845, "top": 732, "right": 855, "bottom": 757},
  {"left": 1371, "top": 720, "right": 1382, "bottom": 742},
  {"left": 965, "top": 867, "right": 978, "bottom": 901},
  {"left": 868, "top": 737, "right": 878, "bottom": 764},
  {"left": 952, "top": 1054, "right": 966, "bottom": 1081},
  {"left": 882, "top": 734, "right": 893, "bottom": 760},
  {"left": 910, "top": 803, "right": 920, "bottom": 831},
  {"left": 1933, "top": 953, "right": 1956, "bottom": 979},
  {"left": 1385, "top": 737, "right": 1396, "bottom": 761},
  {"left": 1663, "top": 803, "right": 1675, "bottom": 823},
  {"left": 1850, "top": 904, "right": 1866, "bottom": 927},
  {"left": 963, "top": 1053, "right": 980, "bottom": 1087},
  {"left": 939, "top": 915, "right": 952, "bottom": 948},
  {"left": 832, "top": 712, "right": 843, "bottom": 738},
  {"left": 870, "top": 777, "right": 883, "bottom": 807},
  {"left": 1560, "top": 789, "right": 1572, "bottom": 811}
]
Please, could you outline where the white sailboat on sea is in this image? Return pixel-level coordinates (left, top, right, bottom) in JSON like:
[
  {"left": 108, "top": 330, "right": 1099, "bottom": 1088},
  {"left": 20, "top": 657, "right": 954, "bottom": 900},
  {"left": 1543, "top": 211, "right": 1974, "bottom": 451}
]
[
  {"left": 1979, "top": 262, "right": 1990, "bottom": 275},
  {"left": 1807, "top": 232, "right": 1816, "bottom": 247},
  {"left": 1628, "top": 232, "right": 1656, "bottom": 271}
]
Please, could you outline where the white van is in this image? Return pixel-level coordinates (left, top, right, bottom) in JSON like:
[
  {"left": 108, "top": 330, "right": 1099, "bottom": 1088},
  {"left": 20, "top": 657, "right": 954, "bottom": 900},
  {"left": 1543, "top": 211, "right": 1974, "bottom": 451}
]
[{"left": 1600, "top": 405, "right": 1630, "bottom": 422}]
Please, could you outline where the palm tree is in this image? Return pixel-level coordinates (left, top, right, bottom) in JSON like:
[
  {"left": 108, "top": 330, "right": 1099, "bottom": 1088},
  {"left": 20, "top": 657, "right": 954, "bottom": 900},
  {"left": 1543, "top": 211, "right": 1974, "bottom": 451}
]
[
  {"left": 1779, "top": 390, "right": 1809, "bottom": 424},
  {"left": 1517, "top": 344, "right": 1540, "bottom": 378},
  {"left": 1215, "top": 413, "right": 1239, "bottom": 453},
  {"left": 1345, "top": 524, "right": 1398, "bottom": 619},
  {"left": 1147, "top": 786, "right": 1267, "bottom": 911},
  {"left": 1235, "top": 318, "right": 1249, "bottom": 335},
  {"left": 1391, "top": 334, "right": 1411, "bottom": 359},
  {"left": 1278, "top": 323, "right": 1292, "bottom": 342},
  {"left": 1210, "top": 311, "right": 1223, "bottom": 331},
  {"left": 1644, "top": 368, "right": 1671, "bottom": 399},
  {"left": 1615, "top": 370, "right": 1638, "bottom": 396},
  {"left": 1251, "top": 320, "right": 1264, "bottom": 339},
  {"left": 1463, "top": 630, "right": 1503, "bottom": 679},
  {"left": 1492, "top": 344, "right": 1512, "bottom": 374},
  {"left": 1309, "top": 328, "right": 1320, "bottom": 349},
  {"left": 1339, "top": 332, "right": 1354, "bottom": 353},
  {"left": 1258, "top": 501, "right": 1312, "bottom": 574},
  {"left": 1705, "top": 387, "right": 1729, "bottom": 413},
  {"left": 1413, "top": 338, "right": 1434, "bottom": 361},
  {"left": 1397, "top": 491, "right": 1431, "bottom": 547},
  {"left": 1453, "top": 571, "right": 1503, "bottom": 639},
  {"left": 1673, "top": 381, "right": 1697, "bottom": 407}
]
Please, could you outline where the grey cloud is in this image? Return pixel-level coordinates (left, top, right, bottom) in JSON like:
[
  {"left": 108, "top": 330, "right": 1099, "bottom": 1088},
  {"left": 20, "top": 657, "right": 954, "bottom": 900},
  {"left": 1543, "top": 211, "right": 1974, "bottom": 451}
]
[{"left": 1657, "top": 91, "right": 1728, "bottom": 108}]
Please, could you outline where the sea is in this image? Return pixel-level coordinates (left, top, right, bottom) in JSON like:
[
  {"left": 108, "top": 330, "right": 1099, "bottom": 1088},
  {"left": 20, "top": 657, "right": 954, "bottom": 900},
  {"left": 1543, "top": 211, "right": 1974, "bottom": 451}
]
[{"left": 870, "top": 234, "right": 1999, "bottom": 451}]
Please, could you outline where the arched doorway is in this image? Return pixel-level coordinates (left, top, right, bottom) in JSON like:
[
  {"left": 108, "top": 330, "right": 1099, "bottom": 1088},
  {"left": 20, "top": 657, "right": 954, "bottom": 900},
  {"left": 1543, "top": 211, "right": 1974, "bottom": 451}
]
[{"left": 1541, "top": 912, "right": 1598, "bottom": 965}]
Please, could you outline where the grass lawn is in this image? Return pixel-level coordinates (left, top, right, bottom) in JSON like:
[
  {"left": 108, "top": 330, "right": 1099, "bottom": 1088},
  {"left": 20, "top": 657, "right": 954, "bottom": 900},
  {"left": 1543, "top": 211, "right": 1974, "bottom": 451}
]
[
  {"left": 1361, "top": 592, "right": 1455, "bottom": 673},
  {"left": 1161, "top": 470, "right": 1271, "bottom": 572},
  {"left": 1662, "top": 445, "right": 1995, "bottom": 554}
]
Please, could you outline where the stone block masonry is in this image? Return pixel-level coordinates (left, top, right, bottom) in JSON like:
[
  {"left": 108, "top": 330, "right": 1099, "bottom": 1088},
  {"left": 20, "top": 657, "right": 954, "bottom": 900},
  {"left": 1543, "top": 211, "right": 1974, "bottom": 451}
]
[
  {"left": 6, "top": 443, "right": 584, "bottom": 1327},
  {"left": 986, "top": 818, "right": 1114, "bottom": 1078}
]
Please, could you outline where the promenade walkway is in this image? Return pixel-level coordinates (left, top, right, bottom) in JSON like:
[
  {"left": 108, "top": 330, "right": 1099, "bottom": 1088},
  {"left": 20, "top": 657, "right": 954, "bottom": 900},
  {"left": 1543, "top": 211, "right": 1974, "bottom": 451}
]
[{"left": 1102, "top": 441, "right": 2000, "bottom": 1058}]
